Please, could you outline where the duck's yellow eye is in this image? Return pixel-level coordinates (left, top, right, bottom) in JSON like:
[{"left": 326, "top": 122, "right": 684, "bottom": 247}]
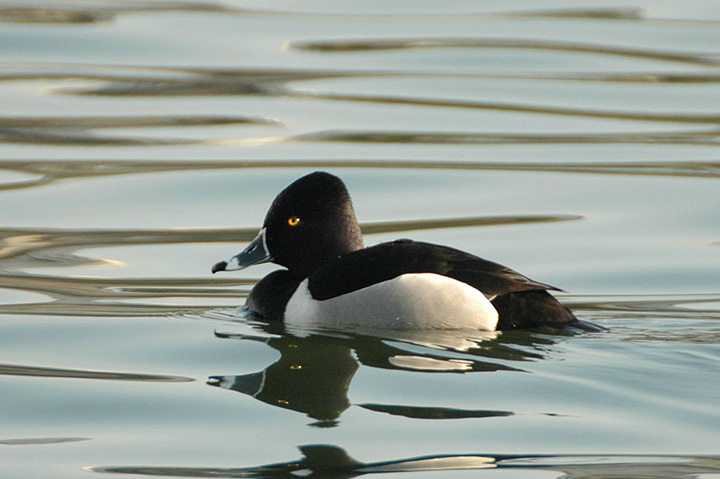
[{"left": 288, "top": 216, "right": 300, "bottom": 227}]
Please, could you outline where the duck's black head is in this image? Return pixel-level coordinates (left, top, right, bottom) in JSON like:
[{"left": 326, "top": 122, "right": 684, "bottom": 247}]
[
  {"left": 213, "top": 172, "right": 364, "bottom": 278},
  {"left": 264, "top": 171, "right": 364, "bottom": 276}
]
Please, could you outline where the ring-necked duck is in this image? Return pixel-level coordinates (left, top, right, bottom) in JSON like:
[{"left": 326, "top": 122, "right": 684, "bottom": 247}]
[{"left": 213, "top": 172, "right": 595, "bottom": 331}]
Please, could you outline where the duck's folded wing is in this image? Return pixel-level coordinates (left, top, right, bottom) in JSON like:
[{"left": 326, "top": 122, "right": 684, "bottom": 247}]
[{"left": 308, "top": 239, "right": 559, "bottom": 301}]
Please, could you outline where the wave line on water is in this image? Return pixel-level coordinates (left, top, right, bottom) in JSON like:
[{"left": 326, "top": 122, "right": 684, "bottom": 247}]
[{"left": 0, "top": 363, "right": 193, "bottom": 382}]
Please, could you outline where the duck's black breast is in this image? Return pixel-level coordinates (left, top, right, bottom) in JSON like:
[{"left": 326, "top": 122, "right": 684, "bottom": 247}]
[
  {"left": 246, "top": 270, "right": 303, "bottom": 321},
  {"left": 307, "top": 239, "right": 557, "bottom": 301}
]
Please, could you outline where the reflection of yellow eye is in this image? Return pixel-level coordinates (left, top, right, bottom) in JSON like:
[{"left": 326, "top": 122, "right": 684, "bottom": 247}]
[{"left": 288, "top": 216, "right": 300, "bottom": 227}]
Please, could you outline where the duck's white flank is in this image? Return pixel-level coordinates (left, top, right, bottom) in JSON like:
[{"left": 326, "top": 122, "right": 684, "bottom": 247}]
[{"left": 284, "top": 273, "right": 499, "bottom": 331}]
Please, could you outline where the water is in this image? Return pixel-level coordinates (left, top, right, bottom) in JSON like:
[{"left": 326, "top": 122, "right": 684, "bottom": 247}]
[{"left": 1, "top": 1, "right": 720, "bottom": 477}]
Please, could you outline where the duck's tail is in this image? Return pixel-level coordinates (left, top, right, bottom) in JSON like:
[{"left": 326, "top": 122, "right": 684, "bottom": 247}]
[{"left": 492, "top": 290, "right": 603, "bottom": 331}]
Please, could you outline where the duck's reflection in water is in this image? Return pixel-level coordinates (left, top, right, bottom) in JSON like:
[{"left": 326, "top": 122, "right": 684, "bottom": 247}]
[
  {"left": 88, "top": 444, "right": 720, "bottom": 479},
  {"left": 207, "top": 321, "right": 564, "bottom": 423},
  {"left": 209, "top": 335, "right": 358, "bottom": 423}
]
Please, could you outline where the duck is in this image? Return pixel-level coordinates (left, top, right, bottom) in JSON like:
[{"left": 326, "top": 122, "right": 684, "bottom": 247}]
[{"left": 212, "top": 171, "right": 595, "bottom": 331}]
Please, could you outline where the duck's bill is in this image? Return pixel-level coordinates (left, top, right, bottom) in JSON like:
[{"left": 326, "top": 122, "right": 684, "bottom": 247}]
[{"left": 212, "top": 228, "right": 273, "bottom": 273}]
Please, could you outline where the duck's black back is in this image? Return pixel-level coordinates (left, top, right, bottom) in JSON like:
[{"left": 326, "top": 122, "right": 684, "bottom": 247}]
[{"left": 305, "top": 239, "right": 585, "bottom": 330}]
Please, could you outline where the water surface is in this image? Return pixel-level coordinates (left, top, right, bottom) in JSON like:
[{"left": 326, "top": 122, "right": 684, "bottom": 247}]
[{"left": 1, "top": 1, "right": 719, "bottom": 478}]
